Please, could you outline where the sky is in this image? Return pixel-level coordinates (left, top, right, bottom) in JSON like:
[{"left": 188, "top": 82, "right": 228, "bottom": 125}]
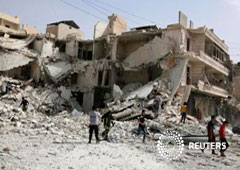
[{"left": 0, "top": 0, "right": 240, "bottom": 62}]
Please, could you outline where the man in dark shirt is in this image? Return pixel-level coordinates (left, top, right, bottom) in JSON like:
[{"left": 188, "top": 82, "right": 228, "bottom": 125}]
[
  {"left": 136, "top": 109, "right": 147, "bottom": 143},
  {"left": 102, "top": 112, "right": 114, "bottom": 141},
  {"left": 202, "top": 115, "right": 217, "bottom": 154},
  {"left": 19, "top": 97, "right": 29, "bottom": 111}
]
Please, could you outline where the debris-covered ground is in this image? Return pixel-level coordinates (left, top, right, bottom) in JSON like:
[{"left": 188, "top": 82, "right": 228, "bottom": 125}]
[{"left": 0, "top": 77, "right": 240, "bottom": 170}]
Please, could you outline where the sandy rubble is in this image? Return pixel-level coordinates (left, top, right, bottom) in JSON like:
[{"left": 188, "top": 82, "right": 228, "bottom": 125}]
[
  {"left": 0, "top": 77, "right": 240, "bottom": 170},
  {"left": 0, "top": 126, "right": 240, "bottom": 170}
]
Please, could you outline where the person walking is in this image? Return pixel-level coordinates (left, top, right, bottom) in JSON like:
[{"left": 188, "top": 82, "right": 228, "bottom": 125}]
[
  {"left": 180, "top": 102, "right": 187, "bottom": 124},
  {"left": 136, "top": 109, "right": 147, "bottom": 143},
  {"left": 88, "top": 106, "right": 101, "bottom": 144},
  {"left": 19, "top": 97, "right": 29, "bottom": 111},
  {"left": 219, "top": 121, "right": 229, "bottom": 157},
  {"left": 201, "top": 115, "right": 217, "bottom": 154}
]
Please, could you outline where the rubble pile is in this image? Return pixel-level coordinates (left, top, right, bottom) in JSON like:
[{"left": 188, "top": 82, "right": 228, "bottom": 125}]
[
  {"left": 105, "top": 77, "right": 210, "bottom": 143},
  {"left": 105, "top": 78, "right": 172, "bottom": 121},
  {"left": 0, "top": 77, "right": 91, "bottom": 141}
]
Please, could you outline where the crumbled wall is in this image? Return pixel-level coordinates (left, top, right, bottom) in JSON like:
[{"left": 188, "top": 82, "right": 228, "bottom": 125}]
[
  {"left": 94, "top": 21, "right": 109, "bottom": 39},
  {"left": 22, "top": 24, "right": 39, "bottom": 35},
  {"left": 77, "top": 63, "right": 98, "bottom": 89},
  {"left": 94, "top": 40, "right": 105, "bottom": 59},
  {"left": 169, "top": 58, "right": 189, "bottom": 98},
  {"left": 117, "top": 40, "right": 147, "bottom": 61},
  {"left": 123, "top": 36, "right": 173, "bottom": 68},
  {"left": 117, "top": 70, "right": 149, "bottom": 85},
  {"left": 66, "top": 39, "right": 77, "bottom": 57},
  {"left": 162, "top": 28, "right": 183, "bottom": 53},
  {"left": 108, "top": 15, "right": 127, "bottom": 36},
  {"left": 83, "top": 92, "right": 94, "bottom": 112},
  {"left": 30, "top": 61, "right": 41, "bottom": 82}
]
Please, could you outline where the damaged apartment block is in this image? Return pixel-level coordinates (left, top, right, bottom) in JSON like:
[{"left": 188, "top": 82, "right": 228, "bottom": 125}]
[{"left": 0, "top": 11, "right": 234, "bottom": 123}]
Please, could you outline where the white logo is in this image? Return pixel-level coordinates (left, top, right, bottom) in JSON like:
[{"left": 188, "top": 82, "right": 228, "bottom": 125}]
[{"left": 157, "top": 131, "right": 184, "bottom": 160}]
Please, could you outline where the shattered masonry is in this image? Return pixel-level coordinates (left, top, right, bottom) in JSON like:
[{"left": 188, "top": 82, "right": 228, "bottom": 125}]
[{"left": 0, "top": 10, "right": 239, "bottom": 128}]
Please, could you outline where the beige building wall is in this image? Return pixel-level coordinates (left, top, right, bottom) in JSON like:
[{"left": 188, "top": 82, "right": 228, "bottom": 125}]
[
  {"left": 46, "top": 25, "right": 58, "bottom": 38},
  {"left": 0, "top": 12, "right": 20, "bottom": 30},
  {"left": 46, "top": 23, "right": 84, "bottom": 40},
  {"left": 162, "top": 28, "right": 183, "bottom": 53},
  {"left": 108, "top": 15, "right": 127, "bottom": 36},
  {"left": 22, "top": 24, "right": 39, "bottom": 35}
]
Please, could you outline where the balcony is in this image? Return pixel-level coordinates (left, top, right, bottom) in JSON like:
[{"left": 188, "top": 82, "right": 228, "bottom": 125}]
[
  {"left": 193, "top": 51, "right": 229, "bottom": 76},
  {"left": 191, "top": 80, "right": 228, "bottom": 98}
]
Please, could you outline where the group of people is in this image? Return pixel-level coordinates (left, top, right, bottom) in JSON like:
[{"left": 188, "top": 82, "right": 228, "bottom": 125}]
[
  {"left": 180, "top": 102, "right": 229, "bottom": 157},
  {"left": 88, "top": 106, "right": 115, "bottom": 143},
  {"left": 19, "top": 96, "right": 229, "bottom": 156},
  {"left": 88, "top": 106, "right": 147, "bottom": 144},
  {"left": 202, "top": 115, "right": 229, "bottom": 157}
]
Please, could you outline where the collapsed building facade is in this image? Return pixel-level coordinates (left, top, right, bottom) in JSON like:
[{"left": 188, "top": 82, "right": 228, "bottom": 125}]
[
  {"left": 64, "top": 12, "right": 232, "bottom": 120},
  {"left": 0, "top": 11, "right": 235, "bottom": 122}
]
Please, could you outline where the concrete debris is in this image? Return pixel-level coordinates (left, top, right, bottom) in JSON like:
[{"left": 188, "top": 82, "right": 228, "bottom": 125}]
[
  {"left": 123, "top": 36, "right": 173, "bottom": 69},
  {"left": 112, "top": 84, "right": 123, "bottom": 101},
  {"left": 44, "top": 61, "right": 72, "bottom": 83},
  {"left": 71, "top": 109, "right": 83, "bottom": 117},
  {"left": 0, "top": 51, "right": 34, "bottom": 71},
  {"left": 103, "top": 77, "right": 172, "bottom": 121},
  {"left": 125, "top": 78, "right": 170, "bottom": 101},
  {"left": 122, "top": 83, "right": 142, "bottom": 95},
  {"left": 59, "top": 86, "right": 71, "bottom": 100},
  {"left": 1, "top": 11, "right": 240, "bottom": 170},
  {"left": 0, "top": 34, "right": 36, "bottom": 50}
]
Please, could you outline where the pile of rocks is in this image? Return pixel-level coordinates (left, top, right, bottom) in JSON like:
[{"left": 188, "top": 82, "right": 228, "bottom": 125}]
[
  {"left": 0, "top": 77, "right": 90, "bottom": 141},
  {"left": 105, "top": 77, "right": 209, "bottom": 143}
]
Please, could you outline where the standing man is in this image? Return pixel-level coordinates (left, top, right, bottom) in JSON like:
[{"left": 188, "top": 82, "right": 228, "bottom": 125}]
[
  {"left": 180, "top": 102, "right": 187, "bottom": 124},
  {"left": 19, "top": 97, "right": 29, "bottom": 111},
  {"left": 219, "top": 121, "right": 229, "bottom": 157},
  {"left": 136, "top": 109, "right": 147, "bottom": 143},
  {"left": 102, "top": 112, "right": 114, "bottom": 141},
  {"left": 202, "top": 115, "right": 217, "bottom": 154},
  {"left": 88, "top": 106, "right": 101, "bottom": 144}
]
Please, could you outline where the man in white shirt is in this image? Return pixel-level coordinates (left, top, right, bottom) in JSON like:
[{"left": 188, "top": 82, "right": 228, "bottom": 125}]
[{"left": 88, "top": 106, "right": 101, "bottom": 144}]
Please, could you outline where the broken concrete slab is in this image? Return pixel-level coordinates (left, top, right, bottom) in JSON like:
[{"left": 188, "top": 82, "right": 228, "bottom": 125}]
[
  {"left": 124, "top": 82, "right": 154, "bottom": 100},
  {"left": 122, "top": 83, "right": 142, "bottom": 95},
  {"left": 0, "top": 34, "right": 36, "bottom": 50},
  {"left": 59, "top": 86, "right": 71, "bottom": 100},
  {"left": 112, "top": 84, "right": 123, "bottom": 101},
  {"left": 122, "top": 36, "right": 173, "bottom": 69},
  {"left": 94, "top": 21, "right": 109, "bottom": 39},
  {"left": 161, "top": 58, "right": 189, "bottom": 98},
  {"left": 0, "top": 51, "right": 34, "bottom": 71},
  {"left": 44, "top": 61, "right": 72, "bottom": 83}
]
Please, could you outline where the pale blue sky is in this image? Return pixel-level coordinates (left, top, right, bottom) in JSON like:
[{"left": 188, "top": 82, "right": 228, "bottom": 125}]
[{"left": 0, "top": 0, "right": 240, "bottom": 62}]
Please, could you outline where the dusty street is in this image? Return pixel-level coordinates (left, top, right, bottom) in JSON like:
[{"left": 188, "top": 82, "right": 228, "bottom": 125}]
[{"left": 0, "top": 131, "right": 240, "bottom": 170}]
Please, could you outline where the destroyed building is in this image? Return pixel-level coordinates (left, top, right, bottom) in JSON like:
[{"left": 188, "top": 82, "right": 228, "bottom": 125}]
[
  {"left": 63, "top": 12, "right": 232, "bottom": 121},
  {"left": 0, "top": 11, "right": 235, "bottom": 122},
  {"left": 0, "top": 12, "right": 37, "bottom": 80},
  {"left": 0, "top": 11, "right": 39, "bottom": 38}
]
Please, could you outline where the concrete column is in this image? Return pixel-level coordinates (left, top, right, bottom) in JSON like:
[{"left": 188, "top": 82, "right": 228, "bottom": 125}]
[{"left": 83, "top": 92, "right": 94, "bottom": 112}]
